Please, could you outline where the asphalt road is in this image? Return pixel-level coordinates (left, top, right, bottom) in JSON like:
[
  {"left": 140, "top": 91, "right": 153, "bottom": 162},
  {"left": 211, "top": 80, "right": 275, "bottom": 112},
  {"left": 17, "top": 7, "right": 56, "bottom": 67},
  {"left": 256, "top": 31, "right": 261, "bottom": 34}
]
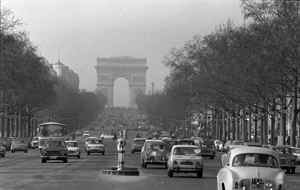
[{"left": 0, "top": 129, "right": 300, "bottom": 190}]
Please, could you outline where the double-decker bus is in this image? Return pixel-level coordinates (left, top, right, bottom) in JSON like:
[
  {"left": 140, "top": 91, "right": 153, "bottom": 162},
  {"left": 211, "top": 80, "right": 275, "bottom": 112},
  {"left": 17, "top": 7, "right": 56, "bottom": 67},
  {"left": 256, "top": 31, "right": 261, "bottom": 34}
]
[{"left": 37, "top": 122, "right": 69, "bottom": 150}]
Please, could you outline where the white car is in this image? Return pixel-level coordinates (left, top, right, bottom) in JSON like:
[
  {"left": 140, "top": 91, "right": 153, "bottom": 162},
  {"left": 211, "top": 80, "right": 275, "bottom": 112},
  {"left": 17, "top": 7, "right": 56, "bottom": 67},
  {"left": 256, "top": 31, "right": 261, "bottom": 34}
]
[
  {"left": 100, "top": 133, "right": 114, "bottom": 140},
  {"left": 31, "top": 137, "right": 39, "bottom": 149},
  {"left": 65, "top": 141, "right": 81, "bottom": 159},
  {"left": 86, "top": 139, "right": 105, "bottom": 155},
  {"left": 167, "top": 145, "right": 203, "bottom": 178},
  {"left": 217, "top": 147, "right": 287, "bottom": 190},
  {"left": 82, "top": 131, "right": 90, "bottom": 138},
  {"left": 84, "top": 137, "right": 99, "bottom": 151}
]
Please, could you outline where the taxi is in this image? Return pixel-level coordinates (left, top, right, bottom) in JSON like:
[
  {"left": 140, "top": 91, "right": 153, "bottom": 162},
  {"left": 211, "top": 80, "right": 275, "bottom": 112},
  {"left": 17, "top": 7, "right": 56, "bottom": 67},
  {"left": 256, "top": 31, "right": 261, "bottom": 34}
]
[
  {"left": 167, "top": 145, "right": 203, "bottom": 178},
  {"left": 217, "top": 147, "right": 287, "bottom": 190}
]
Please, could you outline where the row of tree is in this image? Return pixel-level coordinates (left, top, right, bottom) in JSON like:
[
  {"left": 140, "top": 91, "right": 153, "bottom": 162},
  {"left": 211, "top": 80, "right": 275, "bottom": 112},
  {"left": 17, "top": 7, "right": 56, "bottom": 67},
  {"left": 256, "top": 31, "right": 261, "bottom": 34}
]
[
  {"left": 135, "top": 0, "right": 300, "bottom": 146},
  {"left": 0, "top": 7, "right": 107, "bottom": 136}
]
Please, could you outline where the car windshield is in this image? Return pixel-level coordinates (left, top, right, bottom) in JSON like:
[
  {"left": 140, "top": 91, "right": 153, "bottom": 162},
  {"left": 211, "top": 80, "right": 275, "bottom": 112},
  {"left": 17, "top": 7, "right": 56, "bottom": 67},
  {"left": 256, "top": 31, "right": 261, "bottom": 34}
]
[
  {"left": 147, "top": 144, "right": 167, "bottom": 151},
  {"left": 232, "top": 153, "right": 279, "bottom": 168},
  {"left": 201, "top": 142, "right": 214, "bottom": 148},
  {"left": 173, "top": 147, "right": 201, "bottom": 156},
  {"left": 66, "top": 142, "right": 78, "bottom": 147},
  {"left": 89, "top": 140, "right": 102, "bottom": 144},
  {"left": 134, "top": 140, "right": 145, "bottom": 144},
  {"left": 275, "top": 148, "right": 292, "bottom": 155},
  {"left": 45, "top": 141, "right": 65, "bottom": 148}
]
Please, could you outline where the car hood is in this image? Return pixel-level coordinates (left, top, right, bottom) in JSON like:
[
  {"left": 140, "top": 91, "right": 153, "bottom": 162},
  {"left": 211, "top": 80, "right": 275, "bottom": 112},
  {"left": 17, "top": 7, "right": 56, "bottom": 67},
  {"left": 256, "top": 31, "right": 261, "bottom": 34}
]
[
  {"left": 43, "top": 147, "right": 67, "bottom": 151},
  {"left": 229, "top": 167, "right": 284, "bottom": 179}
]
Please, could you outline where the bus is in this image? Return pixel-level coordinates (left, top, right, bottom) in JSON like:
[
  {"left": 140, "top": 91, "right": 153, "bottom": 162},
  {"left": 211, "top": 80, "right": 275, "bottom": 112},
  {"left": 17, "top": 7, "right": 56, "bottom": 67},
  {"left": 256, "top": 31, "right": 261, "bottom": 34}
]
[{"left": 37, "top": 122, "right": 69, "bottom": 150}]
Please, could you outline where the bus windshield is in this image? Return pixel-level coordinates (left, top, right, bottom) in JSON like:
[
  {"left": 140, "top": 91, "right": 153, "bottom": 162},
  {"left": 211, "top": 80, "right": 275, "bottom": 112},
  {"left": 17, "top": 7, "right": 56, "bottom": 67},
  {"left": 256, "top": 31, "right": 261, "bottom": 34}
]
[{"left": 38, "top": 124, "right": 67, "bottom": 137}]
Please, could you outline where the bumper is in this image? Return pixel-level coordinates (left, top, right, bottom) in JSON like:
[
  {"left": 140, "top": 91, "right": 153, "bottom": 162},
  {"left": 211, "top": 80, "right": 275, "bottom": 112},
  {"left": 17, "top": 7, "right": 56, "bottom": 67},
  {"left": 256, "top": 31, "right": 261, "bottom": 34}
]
[
  {"left": 87, "top": 149, "right": 105, "bottom": 153},
  {"left": 41, "top": 155, "right": 67, "bottom": 160},
  {"left": 67, "top": 152, "right": 80, "bottom": 157},
  {"left": 170, "top": 165, "right": 203, "bottom": 172}
]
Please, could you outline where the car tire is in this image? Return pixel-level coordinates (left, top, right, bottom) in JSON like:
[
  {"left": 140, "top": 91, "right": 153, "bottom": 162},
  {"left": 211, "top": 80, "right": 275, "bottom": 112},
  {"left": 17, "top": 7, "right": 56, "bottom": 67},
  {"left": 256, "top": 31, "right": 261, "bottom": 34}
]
[
  {"left": 87, "top": 151, "right": 90, "bottom": 155},
  {"left": 3, "top": 154, "right": 5, "bottom": 157},
  {"left": 210, "top": 156, "right": 214, "bottom": 159},
  {"left": 291, "top": 167, "right": 296, "bottom": 174},
  {"left": 102, "top": 152, "right": 105, "bottom": 155},
  {"left": 64, "top": 158, "right": 68, "bottom": 163},
  {"left": 197, "top": 170, "right": 203, "bottom": 178},
  {"left": 25, "top": 150, "right": 28, "bottom": 153},
  {"left": 131, "top": 151, "right": 134, "bottom": 154},
  {"left": 11, "top": 150, "right": 15, "bottom": 153},
  {"left": 286, "top": 168, "right": 290, "bottom": 174},
  {"left": 144, "top": 162, "right": 147, "bottom": 168},
  {"left": 168, "top": 169, "right": 173, "bottom": 177},
  {"left": 165, "top": 163, "right": 168, "bottom": 169},
  {"left": 77, "top": 154, "right": 81, "bottom": 159},
  {"left": 41, "top": 158, "right": 46, "bottom": 163}
]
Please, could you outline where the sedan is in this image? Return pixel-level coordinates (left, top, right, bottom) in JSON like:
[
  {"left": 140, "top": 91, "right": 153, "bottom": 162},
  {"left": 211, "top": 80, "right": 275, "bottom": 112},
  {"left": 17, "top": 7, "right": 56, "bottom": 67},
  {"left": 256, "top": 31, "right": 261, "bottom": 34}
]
[
  {"left": 86, "top": 139, "right": 105, "bottom": 155},
  {"left": 167, "top": 145, "right": 203, "bottom": 178},
  {"left": 217, "top": 147, "right": 287, "bottom": 190},
  {"left": 11, "top": 139, "right": 28, "bottom": 153},
  {"left": 41, "top": 140, "right": 68, "bottom": 163},
  {"left": 66, "top": 141, "right": 81, "bottom": 159}
]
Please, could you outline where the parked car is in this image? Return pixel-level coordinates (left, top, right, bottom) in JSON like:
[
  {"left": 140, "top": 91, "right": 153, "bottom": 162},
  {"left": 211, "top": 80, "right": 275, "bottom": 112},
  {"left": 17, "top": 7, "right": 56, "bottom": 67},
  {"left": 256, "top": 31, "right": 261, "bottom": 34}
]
[
  {"left": 86, "top": 139, "right": 105, "bottom": 155},
  {"left": 40, "top": 139, "right": 68, "bottom": 163},
  {"left": 199, "top": 140, "right": 216, "bottom": 159},
  {"left": 131, "top": 138, "right": 146, "bottom": 154},
  {"left": 11, "top": 139, "right": 28, "bottom": 153},
  {"left": 65, "top": 141, "right": 81, "bottom": 159},
  {"left": 31, "top": 137, "right": 39, "bottom": 149},
  {"left": 217, "top": 147, "right": 287, "bottom": 190},
  {"left": 82, "top": 131, "right": 90, "bottom": 138},
  {"left": 0, "top": 142, "right": 6, "bottom": 157},
  {"left": 167, "top": 145, "right": 203, "bottom": 178},
  {"left": 140, "top": 140, "right": 169, "bottom": 169},
  {"left": 271, "top": 145, "right": 297, "bottom": 173},
  {"left": 291, "top": 147, "right": 300, "bottom": 164}
]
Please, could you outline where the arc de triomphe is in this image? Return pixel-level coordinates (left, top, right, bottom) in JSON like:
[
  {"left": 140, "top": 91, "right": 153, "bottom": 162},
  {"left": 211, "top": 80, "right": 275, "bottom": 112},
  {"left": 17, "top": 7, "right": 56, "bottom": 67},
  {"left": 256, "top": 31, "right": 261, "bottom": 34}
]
[{"left": 95, "top": 56, "right": 148, "bottom": 107}]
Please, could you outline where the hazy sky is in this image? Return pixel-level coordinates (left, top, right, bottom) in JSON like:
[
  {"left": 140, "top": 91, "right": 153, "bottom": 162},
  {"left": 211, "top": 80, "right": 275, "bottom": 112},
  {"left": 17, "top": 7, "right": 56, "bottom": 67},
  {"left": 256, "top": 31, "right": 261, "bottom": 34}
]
[{"left": 2, "top": 0, "right": 244, "bottom": 107}]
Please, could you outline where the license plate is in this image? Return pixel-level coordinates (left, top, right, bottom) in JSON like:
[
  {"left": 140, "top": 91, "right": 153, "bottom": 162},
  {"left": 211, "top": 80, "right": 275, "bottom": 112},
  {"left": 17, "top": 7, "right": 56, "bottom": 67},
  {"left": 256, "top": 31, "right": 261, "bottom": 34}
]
[
  {"left": 181, "top": 161, "right": 193, "bottom": 165},
  {"left": 49, "top": 156, "right": 57, "bottom": 159}
]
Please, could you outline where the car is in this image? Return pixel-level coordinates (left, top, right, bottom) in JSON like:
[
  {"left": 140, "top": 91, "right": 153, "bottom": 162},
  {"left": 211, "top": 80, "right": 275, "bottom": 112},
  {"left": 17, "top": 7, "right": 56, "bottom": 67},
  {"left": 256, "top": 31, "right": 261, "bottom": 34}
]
[
  {"left": 217, "top": 146, "right": 287, "bottom": 190},
  {"left": 214, "top": 140, "right": 223, "bottom": 152},
  {"left": 291, "top": 147, "right": 300, "bottom": 164},
  {"left": 84, "top": 137, "right": 99, "bottom": 151},
  {"left": 199, "top": 139, "right": 216, "bottom": 159},
  {"left": 176, "top": 139, "right": 195, "bottom": 145},
  {"left": 0, "top": 142, "right": 6, "bottom": 157},
  {"left": 232, "top": 140, "right": 244, "bottom": 145},
  {"left": 40, "top": 139, "right": 68, "bottom": 163},
  {"left": 131, "top": 138, "right": 146, "bottom": 154},
  {"left": 11, "top": 139, "right": 28, "bottom": 153},
  {"left": 86, "top": 139, "right": 105, "bottom": 155},
  {"left": 82, "top": 131, "right": 90, "bottom": 138},
  {"left": 100, "top": 133, "right": 114, "bottom": 140},
  {"left": 271, "top": 145, "right": 297, "bottom": 173},
  {"left": 140, "top": 140, "right": 169, "bottom": 169},
  {"left": 243, "top": 142, "right": 262, "bottom": 147},
  {"left": 31, "top": 137, "right": 39, "bottom": 149},
  {"left": 0, "top": 137, "right": 11, "bottom": 151},
  {"left": 65, "top": 141, "right": 81, "bottom": 159},
  {"left": 167, "top": 145, "right": 203, "bottom": 178},
  {"left": 75, "top": 130, "right": 82, "bottom": 136}
]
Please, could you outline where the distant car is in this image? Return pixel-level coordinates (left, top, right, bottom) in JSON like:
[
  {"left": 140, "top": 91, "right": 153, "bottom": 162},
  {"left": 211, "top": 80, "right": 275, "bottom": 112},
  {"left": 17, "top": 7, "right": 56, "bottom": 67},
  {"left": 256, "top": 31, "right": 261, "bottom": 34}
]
[
  {"left": 0, "top": 142, "right": 6, "bottom": 157},
  {"left": 85, "top": 137, "right": 99, "bottom": 151},
  {"left": 40, "top": 139, "right": 68, "bottom": 163},
  {"left": 167, "top": 145, "right": 203, "bottom": 178},
  {"left": 217, "top": 147, "right": 287, "bottom": 190},
  {"left": 31, "top": 137, "right": 39, "bottom": 149},
  {"left": 11, "top": 139, "right": 28, "bottom": 153},
  {"left": 86, "top": 139, "right": 105, "bottom": 155},
  {"left": 131, "top": 138, "right": 146, "bottom": 154},
  {"left": 66, "top": 141, "right": 81, "bottom": 159},
  {"left": 271, "top": 145, "right": 297, "bottom": 173},
  {"left": 75, "top": 130, "right": 82, "bottom": 136},
  {"left": 100, "top": 133, "right": 114, "bottom": 140},
  {"left": 291, "top": 147, "right": 300, "bottom": 164},
  {"left": 141, "top": 140, "right": 169, "bottom": 169},
  {"left": 199, "top": 140, "right": 216, "bottom": 159},
  {"left": 82, "top": 131, "right": 90, "bottom": 138},
  {"left": 0, "top": 137, "right": 11, "bottom": 151}
]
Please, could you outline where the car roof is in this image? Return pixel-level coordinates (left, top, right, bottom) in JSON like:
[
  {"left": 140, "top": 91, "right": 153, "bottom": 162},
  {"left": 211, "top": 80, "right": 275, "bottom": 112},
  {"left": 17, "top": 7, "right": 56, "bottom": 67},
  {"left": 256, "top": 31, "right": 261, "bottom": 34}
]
[
  {"left": 172, "top": 145, "right": 199, "bottom": 148},
  {"left": 230, "top": 146, "right": 278, "bottom": 156},
  {"left": 134, "top": 138, "right": 146, "bottom": 141},
  {"left": 65, "top": 141, "right": 78, "bottom": 143}
]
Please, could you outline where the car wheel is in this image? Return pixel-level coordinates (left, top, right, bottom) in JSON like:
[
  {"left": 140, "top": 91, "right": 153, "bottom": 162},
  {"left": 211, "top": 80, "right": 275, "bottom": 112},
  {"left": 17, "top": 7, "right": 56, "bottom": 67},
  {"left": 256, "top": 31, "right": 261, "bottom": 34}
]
[
  {"left": 165, "top": 163, "right": 168, "bottom": 169},
  {"left": 144, "top": 162, "right": 147, "bottom": 168},
  {"left": 131, "top": 151, "right": 134, "bottom": 154},
  {"left": 291, "top": 167, "right": 296, "bottom": 174},
  {"left": 3, "top": 154, "right": 5, "bottom": 157},
  {"left": 41, "top": 158, "right": 46, "bottom": 163},
  {"left": 11, "top": 150, "right": 15, "bottom": 153},
  {"left": 286, "top": 168, "right": 290, "bottom": 173},
  {"left": 25, "top": 150, "right": 28, "bottom": 153},
  {"left": 63, "top": 158, "right": 68, "bottom": 163},
  {"left": 210, "top": 156, "right": 214, "bottom": 159},
  {"left": 77, "top": 154, "right": 81, "bottom": 159},
  {"left": 168, "top": 169, "right": 173, "bottom": 177},
  {"left": 87, "top": 151, "right": 90, "bottom": 155},
  {"left": 102, "top": 152, "right": 105, "bottom": 155},
  {"left": 197, "top": 170, "right": 203, "bottom": 178}
]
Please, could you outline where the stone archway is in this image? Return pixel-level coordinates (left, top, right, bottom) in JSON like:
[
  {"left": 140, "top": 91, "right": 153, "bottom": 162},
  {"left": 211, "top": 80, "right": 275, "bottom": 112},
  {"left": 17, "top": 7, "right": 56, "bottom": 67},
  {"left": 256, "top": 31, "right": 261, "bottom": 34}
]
[{"left": 95, "top": 56, "right": 148, "bottom": 107}]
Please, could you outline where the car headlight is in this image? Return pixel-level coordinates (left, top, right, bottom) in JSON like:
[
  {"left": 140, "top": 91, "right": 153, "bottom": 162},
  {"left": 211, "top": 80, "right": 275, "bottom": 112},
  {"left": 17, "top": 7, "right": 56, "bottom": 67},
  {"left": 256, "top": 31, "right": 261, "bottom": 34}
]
[
  {"left": 265, "top": 180, "right": 276, "bottom": 188},
  {"left": 173, "top": 160, "right": 178, "bottom": 165},
  {"left": 196, "top": 160, "right": 202, "bottom": 166}
]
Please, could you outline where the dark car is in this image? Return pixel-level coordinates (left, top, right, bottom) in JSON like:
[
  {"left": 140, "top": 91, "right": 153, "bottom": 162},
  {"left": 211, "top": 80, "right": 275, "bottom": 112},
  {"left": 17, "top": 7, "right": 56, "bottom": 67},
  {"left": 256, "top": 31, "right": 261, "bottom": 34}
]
[
  {"left": 271, "top": 145, "right": 297, "bottom": 174},
  {"left": 40, "top": 139, "right": 68, "bottom": 163},
  {"left": 131, "top": 138, "right": 146, "bottom": 154},
  {"left": 0, "top": 142, "right": 6, "bottom": 157},
  {"left": 199, "top": 140, "right": 216, "bottom": 159},
  {"left": 11, "top": 139, "right": 28, "bottom": 153},
  {"left": 0, "top": 137, "right": 11, "bottom": 151}
]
